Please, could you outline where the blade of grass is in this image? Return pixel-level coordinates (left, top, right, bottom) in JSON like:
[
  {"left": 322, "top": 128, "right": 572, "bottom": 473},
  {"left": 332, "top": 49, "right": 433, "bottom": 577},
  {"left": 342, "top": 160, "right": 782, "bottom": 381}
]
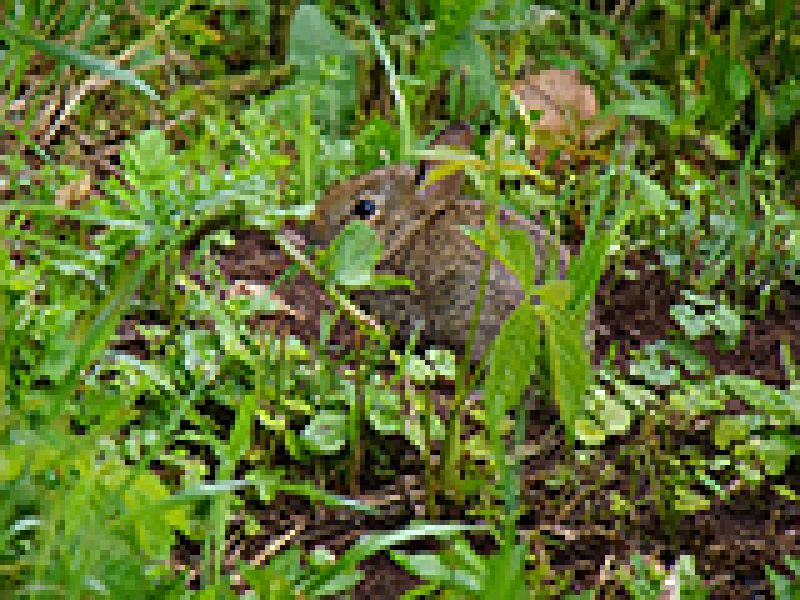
[
  {"left": 357, "top": 11, "right": 412, "bottom": 160},
  {"left": 2, "top": 26, "right": 159, "bottom": 101}
]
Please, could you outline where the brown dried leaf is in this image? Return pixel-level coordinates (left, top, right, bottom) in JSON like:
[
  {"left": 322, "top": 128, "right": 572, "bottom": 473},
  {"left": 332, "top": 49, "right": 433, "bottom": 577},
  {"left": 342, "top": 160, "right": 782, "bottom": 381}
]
[
  {"left": 512, "top": 69, "right": 614, "bottom": 167},
  {"left": 54, "top": 171, "right": 92, "bottom": 208}
]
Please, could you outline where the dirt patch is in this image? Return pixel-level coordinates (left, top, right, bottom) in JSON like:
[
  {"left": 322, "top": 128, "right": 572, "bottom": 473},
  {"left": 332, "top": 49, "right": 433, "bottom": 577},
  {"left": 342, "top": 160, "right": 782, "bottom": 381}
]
[{"left": 592, "top": 252, "right": 800, "bottom": 388}]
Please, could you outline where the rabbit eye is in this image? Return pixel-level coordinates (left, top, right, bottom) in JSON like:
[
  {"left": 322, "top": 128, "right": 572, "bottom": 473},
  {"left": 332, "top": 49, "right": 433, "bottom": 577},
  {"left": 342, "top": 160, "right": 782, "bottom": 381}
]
[{"left": 353, "top": 196, "right": 377, "bottom": 219}]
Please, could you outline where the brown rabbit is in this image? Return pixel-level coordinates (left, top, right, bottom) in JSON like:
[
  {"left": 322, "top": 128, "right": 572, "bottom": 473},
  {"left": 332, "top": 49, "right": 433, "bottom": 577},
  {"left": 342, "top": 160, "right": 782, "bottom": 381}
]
[{"left": 309, "top": 123, "right": 570, "bottom": 361}]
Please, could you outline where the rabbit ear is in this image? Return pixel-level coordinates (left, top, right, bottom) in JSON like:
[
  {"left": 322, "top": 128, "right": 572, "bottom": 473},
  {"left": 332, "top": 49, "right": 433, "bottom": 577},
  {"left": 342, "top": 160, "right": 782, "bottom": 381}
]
[{"left": 415, "top": 122, "right": 473, "bottom": 201}]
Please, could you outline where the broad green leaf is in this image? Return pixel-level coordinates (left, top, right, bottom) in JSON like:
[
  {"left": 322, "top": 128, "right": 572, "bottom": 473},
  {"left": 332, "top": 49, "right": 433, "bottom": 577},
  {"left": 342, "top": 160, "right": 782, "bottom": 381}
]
[
  {"left": 713, "top": 415, "right": 758, "bottom": 449},
  {"left": 323, "top": 221, "right": 382, "bottom": 288},
  {"left": 535, "top": 304, "right": 591, "bottom": 441},
  {"left": 671, "top": 303, "right": 712, "bottom": 339},
  {"left": 466, "top": 225, "right": 549, "bottom": 294},
  {"left": 367, "top": 386, "right": 403, "bottom": 435},
  {"left": 668, "top": 381, "right": 725, "bottom": 415},
  {"left": 288, "top": 4, "right": 357, "bottom": 129},
  {"left": 710, "top": 303, "right": 742, "bottom": 345},
  {"left": 301, "top": 410, "right": 347, "bottom": 454},
  {"left": 443, "top": 33, "right": 498, "bottom": 115},
  {"left": 661, "top": 340, "right": 710, "bottom": 375},
  {"left": 586, "top": 387, "right": 631, "bottom": 436},
  {"left": 750, "top": 435, "right": 799, "bottom": 477},
  {"left": 424, "top": 348, "right": 457, "bottom": 380},
  {"left": 629, "top": 350, "right": 680, "bottom": 387},
  {"left": 718, "top": 375, "right": 786, "bottom": 417},
  {"left": 122, "top": 470, "right": 189, "bottom": 557},
  {"left": 533, "top": 279, "right": 572, "bottom": 310},
  {"left": 484, "top": 301, "right": 539, "bottom": 426}
]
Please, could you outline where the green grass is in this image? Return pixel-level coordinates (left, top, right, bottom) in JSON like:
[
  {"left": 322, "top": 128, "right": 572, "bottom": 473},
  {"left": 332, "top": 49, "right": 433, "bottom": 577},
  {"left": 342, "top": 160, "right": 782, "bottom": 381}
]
[{"left": 1, "top": 1, "right": 797, "bottom": 597}]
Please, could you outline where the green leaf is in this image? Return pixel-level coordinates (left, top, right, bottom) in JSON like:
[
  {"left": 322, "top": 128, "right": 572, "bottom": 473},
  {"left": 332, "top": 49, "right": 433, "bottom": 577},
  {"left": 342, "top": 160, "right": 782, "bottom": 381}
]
[
  {"left": 629, "top": 348, "right": 680, "bottom": 387},
  {"left": 354, "top": 117, "right": 403, "bottom": 170},
  {"left": 727, "top": 62, "right": 751, "bottom": 103},
  {"left": 627, "top": 167, "right": 676, "bottom": 214},
  {"left": 718, "top": 375, "right": 786, "bottom": 416},
  {"left": 424, "top": 348, "right": 457, "bottom": 380},
  {"left": 289, "top": 4, "right": 357, "bottom": 129},
  {"left": 484, "top": 301, "right": 539, "bottom": 417},
  {"left": 312, "top": 570, "right": 365, "bottom": 597},
  {"left": 674, "top": 485, "right": 711, "bottom": 514},
  {"left": 276, "top": 480, "right": 377, "bottom": 514},
  {"left": 586, "top": 387, "right": 632, "bottom": 436},
  {"left": 575, "top": 417, "right": 609, "bottom": 446},
  {"left": 466, "top": 225, "right": 545, "bottom": 295},
  {"left": 323, "top": 221, "right": 383, "bottom": 288},
  {"left": 751, "top": 434, "right": 799, "bottom": 477},
  {"left": 713, "top": 415, "right": 758, "bottom": 449},
  {"left": 240, "top": 547, "right": 304, "bottom": 599},
  {"left": 289, "top": 4, "right": 355, "bottom": 71},
  {"left": 4, "top": 26, "right": 160, "bottom": 101},
  {"left": 442, "top": 33, "right": 498, "bottom": 115},
  {"left": 603, "top": 98, "right": 676, "bottom": 128},
  {"left": 785, "top": 555, "right": 800, "bottom": 577},
  {"left": 123, "top": 470, "right": 188, "bottom": 557},
  {"left": 668, "top": 380, "right": 725, "bottom": 414},
  {"left": 673, "top": 555, "right": 709, "bottom": 599},
  {"left": 391, "top": 551, "right": 481, "bottom": 594},
  {"left": 766, "top": 564, "right": 795, "bottom": 600},
  {"left": 703, "top": 133, "right": 738, "bottom": 161},
  {"left": 710, "top": 303, "right": 742, "bottom": 346},
  {"left": 367, "top": 386, "right": 403, "bottom": 435},
  {"left": 304, "top": 523, "right": 476, "bottom": 596},
  {"left": 301, "top": 410, "right": 347, "bottom": 454},
  {"left": 771, "top": 78, "right": 800, "bottom": 130},
  {"left": 670, "top": 303, "right": 712, "bottom": 339},
  {"left": 535, "top": 304, "right": 590, "bottom": 442},
  {"left": 481, "top": 544, "right": 529, "bottom": 600},
  {"left": 661, "top": 340, "right": 710, "bottom": 375},
  {"left": 408, "top": 355, "right": 438, "bottom": 384}
]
